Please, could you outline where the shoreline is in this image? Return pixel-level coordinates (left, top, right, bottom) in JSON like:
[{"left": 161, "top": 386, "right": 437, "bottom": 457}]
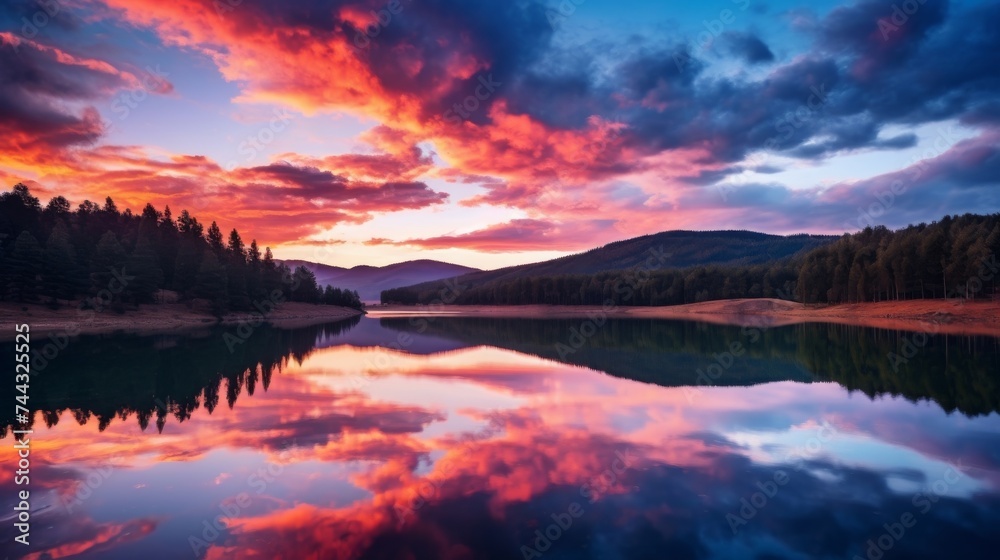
[
  {"left": 0, "top": 301, "right": 365, "bottom": 340},
  {"left": 368, "top": 298, "right": 1000, "bottom": 337},
  {"left": 4, "top": 298, "right": 999, "bottom": 339}
]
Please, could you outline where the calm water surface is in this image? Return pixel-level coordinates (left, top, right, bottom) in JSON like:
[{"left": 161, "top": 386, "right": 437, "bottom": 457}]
[{"left": 2, "top": 314, "right": 999, "bottom": 559}]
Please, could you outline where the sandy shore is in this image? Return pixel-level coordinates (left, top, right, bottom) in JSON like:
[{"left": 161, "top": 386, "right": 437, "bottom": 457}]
[
  {"left": 5, "top": 298, "right": 998, "bottom": 339},
  {"left": 0, "top": 301, "right": 364, "bottom": 340},
  {"left": 369, "top": 298, "right": 1000, "bottom": 337}
]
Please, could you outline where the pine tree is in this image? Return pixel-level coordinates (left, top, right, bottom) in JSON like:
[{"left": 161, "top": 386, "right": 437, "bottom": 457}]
[
  {"left": 126, "top": 234, "right": 165, "bottom": 303},
  {"left": 248, "top": 240, "right": 261, "bottom": 265},
  {"left": 246, "top": 240, "right": 263, "bottom": 299},
  {"left": 986, "top": 224, "right": 1000, "bottom": 299},
  {"left": 173, "top": 239, "right": 203, "bottom": 296},
  {"left": 161, "top": 205, "right": 176, "bottom": 230},
  {"left": 195, "top": 251, "right": 229, "bottom": 315},
  {"left": 43, "top": 195, "right": 71, "bottom": 225},
  {"left": 157, "top": 206, "right": 180, "bottom": 288},
  {"left": 42, "top": 224, "right": 79, "bottom": 303},
  {"left": 177, "top": 210, "right": 204, "bottom": 237},
  {"left": 90, "top": 231, "right": 128, "bottom": 311},
  {"left": 141, "top": 203, "right": 161, "bottom": 224},
  {"left": 261, "top": 248, "right": 283, "bottom": 295},
  {"left": 291, "top": 265, "right": 321, "bottom": 303},
  {"left": 206, "top": 222, "right": 225, "bottom": 255},
  {"left": 7, "top": 231, "right": 44, "bottom": 301},
  {"left": 103, "top": 196, "right": 119, "bottom": 215},
  {"left": 227, "top": 264, "right": 251, "bottom": 310},
  {"left": 0, "top": 184, "right": 42, "bottom": 241},
  {"left": 227, "top": 229, "right": 246, "bottom": 264}
]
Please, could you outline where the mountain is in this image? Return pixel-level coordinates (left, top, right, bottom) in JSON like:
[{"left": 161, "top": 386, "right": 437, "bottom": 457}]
[
  {"left": 282, "top": 259, "right": 480, "bottom": 302},
  {"left": 384, "top": 230, "right": 837, "bottom": 303}
]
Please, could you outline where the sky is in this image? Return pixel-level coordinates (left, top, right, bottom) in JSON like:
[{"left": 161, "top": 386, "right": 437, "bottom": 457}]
[{"left": 1, "top": 0, "right": 998, "bottom": 269}]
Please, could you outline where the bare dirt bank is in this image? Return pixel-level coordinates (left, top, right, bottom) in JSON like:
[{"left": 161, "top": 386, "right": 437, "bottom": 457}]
[
  {"left": 369, "top": 298, "right": 1000, "bottom": 337},
  {"left": 0, "top": 301, "right": 364, "bottom": 340}
]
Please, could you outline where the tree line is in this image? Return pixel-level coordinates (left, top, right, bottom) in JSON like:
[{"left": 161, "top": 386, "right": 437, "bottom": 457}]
[
  {"left": 380, "top": 317, "right": 1000, "bottom": 417},
  {"left": 382, "top": 213, "right": 1000, "bottom": 306},
  {"left": 797, "top": 214, "right": 998, "bottom": 303},
  {"left": 0, "top": 184, "right": 362, "bottom": 314}
]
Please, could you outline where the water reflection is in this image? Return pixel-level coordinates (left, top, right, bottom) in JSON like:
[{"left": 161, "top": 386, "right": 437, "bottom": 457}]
[
  {"left": 1, "top": 317, "right": 998, "bottom": 559},
  {"left": 379, "top": 317, "right": 1000, "bottom": 416}
]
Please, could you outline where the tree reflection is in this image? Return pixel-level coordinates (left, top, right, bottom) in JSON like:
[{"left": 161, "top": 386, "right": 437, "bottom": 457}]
[
  {"left": 380, "top": 317, "right": 1000, "bottom": 417},
  {"left": 0, "top": 317, "right": 361, "bottom": 436}
]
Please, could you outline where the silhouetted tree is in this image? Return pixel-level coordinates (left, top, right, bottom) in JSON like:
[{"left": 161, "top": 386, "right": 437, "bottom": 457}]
[
  {"left": 7, "top": 231, "right": 44, "bottom": 301},
  {"left": 91, "top": 231, "right": 128, "bottom": 311},
  {"left": 206, "top": 221, "right": 225, "bottom": 255},
  {"left": 42, "top": 224, "right": 78, "bottom": 303},
  {"left": 291, "top": 265, "right": 321, "bottom": 303},
  {"left": 195, "top": 251, "right": 228, "bottom": 316},
  {"left": 126, "top": 234, "right": 164, "bottom": 303}
]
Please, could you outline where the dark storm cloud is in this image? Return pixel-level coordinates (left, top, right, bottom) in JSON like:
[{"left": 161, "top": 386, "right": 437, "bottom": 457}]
[
  {"left": 0, "top": 24, "right": 178, "bottom": 168},
  {"left": 722, "top": 31, "right": 775, "bottom": 63},
  {"left": 0, "top": 0, "right": 79, "bottom": 33},
  {"left": 353, "top": 0, "right": 555, "bottom": 119},
  {"left": 89, "top": 0, "right": 1000, "bottom": 200},
  {"left": 454, "top": 0, "right": 998, "bottom": 169},
  {"left": 239, "top": 163, "right": 448, "bottom": 210},
  {"left": 504, "top": 70, "right": 599, "bottom": 129},
  {"left": 0, "top": 35, "right": 127, "bottom": 149}
]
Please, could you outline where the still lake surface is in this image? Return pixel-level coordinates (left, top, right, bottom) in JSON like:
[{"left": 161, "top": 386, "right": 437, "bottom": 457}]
[{"left": 2, "top": 313, "right": 1000, "bottom": 559}]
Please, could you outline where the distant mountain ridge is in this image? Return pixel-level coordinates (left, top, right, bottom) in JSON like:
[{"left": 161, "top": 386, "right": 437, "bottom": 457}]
[
  {"left": 383, "top": 230, "right": 837, "bottom": 302},
  {"left": 281, "top": 259, "right": 480, "bottom": 302}
]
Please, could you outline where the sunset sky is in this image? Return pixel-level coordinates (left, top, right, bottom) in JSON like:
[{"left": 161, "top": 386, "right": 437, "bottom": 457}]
[{"left": 2, "top": 0, "right": 998, "bottom": 268}]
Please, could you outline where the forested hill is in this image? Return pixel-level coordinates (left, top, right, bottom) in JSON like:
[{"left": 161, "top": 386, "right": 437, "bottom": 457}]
[
  {"left": 382, "top": 230, "right": 835, "bottom": 304},
  {"left": 493, "top": 230, "right": 834, "bottom": 278},
  {"left": 0, "top": 184, "right": 363, "bottom": 314},
  {"left": 383, "top": 214, "right": 1000, "bottom": 306}
]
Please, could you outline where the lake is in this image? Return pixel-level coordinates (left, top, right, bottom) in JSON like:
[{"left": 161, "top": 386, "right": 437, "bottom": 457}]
[{"left": 2, "top": 313, "right": 999, "bottom": 559}]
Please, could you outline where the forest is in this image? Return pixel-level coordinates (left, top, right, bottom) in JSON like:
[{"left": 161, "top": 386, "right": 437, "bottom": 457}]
[
  {"left": 382, "top": 213, "right": 1000, "bottom": 306},
  {"left": 0, "top": 184, "right": 363, "bottom": 314}
]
